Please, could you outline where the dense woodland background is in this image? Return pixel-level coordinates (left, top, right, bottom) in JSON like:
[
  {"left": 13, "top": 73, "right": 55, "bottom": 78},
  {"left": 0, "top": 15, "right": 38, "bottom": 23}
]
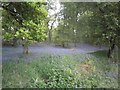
[
  {"left": 1, "top": 1, "right": 120, "bottom": 57},
  {"left": 1, "top": 1, "right": 120, "bottom": 88}
]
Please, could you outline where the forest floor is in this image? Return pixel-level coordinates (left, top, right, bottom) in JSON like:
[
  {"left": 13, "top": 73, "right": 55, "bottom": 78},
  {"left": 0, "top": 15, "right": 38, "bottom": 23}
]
[
  {"left": 2, "top": 43, "right": 119, "bottom": 88},
  {"left": 2, "top": 42, "right": 108, "bottom": 61}
]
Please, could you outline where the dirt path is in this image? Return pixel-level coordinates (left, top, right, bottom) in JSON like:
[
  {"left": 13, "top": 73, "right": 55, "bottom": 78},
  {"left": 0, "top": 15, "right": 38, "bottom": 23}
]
[{"left": 2, "top": 43, "right": 108, "bottom": 61}]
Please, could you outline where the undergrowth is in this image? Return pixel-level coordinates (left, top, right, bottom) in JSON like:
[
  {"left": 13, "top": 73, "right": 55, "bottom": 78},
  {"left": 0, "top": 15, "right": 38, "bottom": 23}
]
[{"left": 2, "top": 52, "right": 118, "bottom": 88}]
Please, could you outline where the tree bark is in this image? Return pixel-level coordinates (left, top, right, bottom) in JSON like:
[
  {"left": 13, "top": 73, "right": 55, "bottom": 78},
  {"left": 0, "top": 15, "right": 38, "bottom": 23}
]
[
  {"left": 62, "top": 42, "right": 65, "bottom": 48},
  {"left": 48, "top": 30, "right": 51, "bottom": 43},
  {"left": 22, "top": 44, "right": 29, "bottom": 54},
  {"left": 107, "top": 43, "right": 115, "bottom": 58},
  {"left": 22, "top": 38, "right": 29, "bottom": 54},
  {"left": 107, "top": 37, "right": 116, "bottom": 59}
]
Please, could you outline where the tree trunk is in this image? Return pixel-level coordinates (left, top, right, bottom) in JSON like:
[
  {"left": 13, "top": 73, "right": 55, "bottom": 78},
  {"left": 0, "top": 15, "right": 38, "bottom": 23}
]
[
  {"left": 48, "top": 30, "right": 51, "bottom": 43},
  {"left": 107, "top": 37, "right": 117, "bottom": 60},
  {"left": 107, "top": 43, "right": 115, "bottom": 58},
  {"left": 22, "top": 44, "right": 29, "bottom": 54},
  {"left": 62, "top": 42, "right": 65, "bottom": 48}
]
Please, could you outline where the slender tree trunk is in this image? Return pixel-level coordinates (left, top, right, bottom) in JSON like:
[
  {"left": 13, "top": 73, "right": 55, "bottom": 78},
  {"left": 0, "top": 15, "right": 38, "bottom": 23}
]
[
  {"left": 107, "top": 37, "right": 116, "bottom": 59},
  {"left": 48, "top": 30, "right": 51, "bottom": 44},
  {"left": 22, "top": 39, "right": 29, "bottom": 54},
  {"left": 62, "top": 42, "right": 65, "bottom": 48},
  {"left": 22, "top": 44, "right": 29, "bottom": 54},
  {"left": 107, "top": 43, "right": 115, "bottom": 58}
]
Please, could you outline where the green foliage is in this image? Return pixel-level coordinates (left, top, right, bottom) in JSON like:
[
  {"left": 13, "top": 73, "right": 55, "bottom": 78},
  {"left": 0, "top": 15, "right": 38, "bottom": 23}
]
[
  {"left": 53, "top": 25, "right": 72, "bottom": 46},
  {"left": 3, "top": 32, "right": 13, "bottom": 41},
  {"left": 2, "top": 54, "right": 118, "bottom": 88},
  {"left": 2, "top": 2, "right": 48, "bottom": 46},
  {"left": 54, "top": 2, "right": 120, "bottom": 46},
  {"left": 82, "top": 2, "right": 119, "bottom": 45},
  {"left": 46, "top": 68, "right": 76, "bottom": 88}
]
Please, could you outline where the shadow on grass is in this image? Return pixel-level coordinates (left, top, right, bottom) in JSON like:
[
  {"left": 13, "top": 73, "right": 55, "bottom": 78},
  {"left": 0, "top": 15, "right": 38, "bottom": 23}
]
[
  {"left": 90, "top": 49, "right": 120, "bottom": 60},
  {"left": 90, "top": 50, "right": 108, "bottom": 58}
]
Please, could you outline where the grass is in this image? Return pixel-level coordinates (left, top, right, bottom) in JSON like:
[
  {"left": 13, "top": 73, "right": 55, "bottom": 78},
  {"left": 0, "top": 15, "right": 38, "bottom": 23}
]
[
  {"left": 2, "top": 52, "right": 119, "bottom": 88},
  {"left": 91, "top": 49, "right": 120, "bottom": 60}
]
